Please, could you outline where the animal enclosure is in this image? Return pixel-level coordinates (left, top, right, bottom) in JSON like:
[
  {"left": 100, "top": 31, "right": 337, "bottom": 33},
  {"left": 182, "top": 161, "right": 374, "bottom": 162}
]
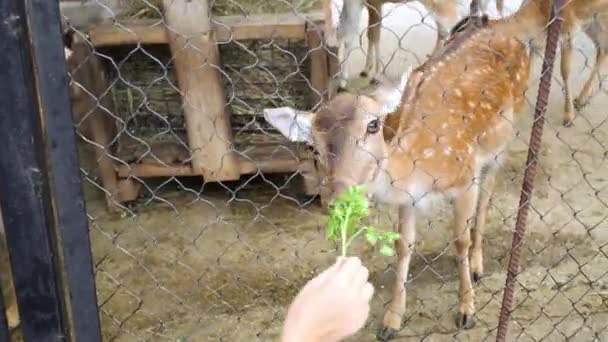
[{"left": 0, "top": 0, "right": 607, "bottom": 341}]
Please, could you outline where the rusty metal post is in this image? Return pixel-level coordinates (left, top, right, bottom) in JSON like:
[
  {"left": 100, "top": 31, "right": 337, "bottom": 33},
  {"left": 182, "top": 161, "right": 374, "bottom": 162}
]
[{"left": 495, "top": 0, "right": 564, "bottom": 341}]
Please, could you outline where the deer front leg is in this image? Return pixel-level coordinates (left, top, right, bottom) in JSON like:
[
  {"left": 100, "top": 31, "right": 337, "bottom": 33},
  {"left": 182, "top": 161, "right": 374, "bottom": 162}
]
[
  {"left": 452, "top": 185, "right": 478, "bottom": 329},
  {"left": 362, "top": 3, "right": 382, "bottom": 82},
  {"left": 377, "top": 205, "right": 416, "bottom": 341},
  {"left": 574, "top": 48, "right": 608, "bottom": 112},
  {"left": 430, "top": 21, "right": 448, "bottom": 57},
  {"left": 5, "top": 301, "right": 19, "bottom": 330},
  {"left": 561, "top": 32, "right": 575, "bottom": 127},
  {"left": 470, "top": 165, "right": 497, "bottom": 283}
]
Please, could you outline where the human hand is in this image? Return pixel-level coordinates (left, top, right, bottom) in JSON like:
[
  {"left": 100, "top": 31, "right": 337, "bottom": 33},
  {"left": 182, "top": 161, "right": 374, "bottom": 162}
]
[{"left": 281, "top": 257, "right": 375, "bottom": 342}]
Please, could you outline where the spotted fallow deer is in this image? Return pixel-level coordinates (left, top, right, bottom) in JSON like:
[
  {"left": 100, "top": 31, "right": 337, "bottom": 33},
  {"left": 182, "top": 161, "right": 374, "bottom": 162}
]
[
  {"left": 455, "top": 0, "right": 608, "bottom": 126},
  {"left": 265, "top": 15, "right": 530, "bottom": 341},
  {"left": 334, "top": 0, "right": 508, "bottom": 91}
]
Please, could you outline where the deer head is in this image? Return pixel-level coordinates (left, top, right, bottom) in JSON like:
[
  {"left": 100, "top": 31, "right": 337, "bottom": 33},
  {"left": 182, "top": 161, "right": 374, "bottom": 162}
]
[{"left": 264, "top": 69, "right": 410, "bottom": 202}]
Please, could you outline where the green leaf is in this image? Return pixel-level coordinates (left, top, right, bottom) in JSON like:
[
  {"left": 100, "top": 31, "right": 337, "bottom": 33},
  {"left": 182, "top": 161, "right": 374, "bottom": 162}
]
[
  {"left": 382, "top": 232, "right": 401, "bottom": 242},
  {"left": 379, "top": 245, "right": 395, "bottom": 257},
  {"left": 365, "top": 231, "right": 379, "bottom": 245}
]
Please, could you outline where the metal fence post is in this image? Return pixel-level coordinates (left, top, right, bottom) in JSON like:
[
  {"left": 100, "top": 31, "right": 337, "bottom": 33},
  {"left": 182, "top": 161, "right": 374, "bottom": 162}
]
[
  {"left": 495, "top": 0, "right": 565, "bottom": 341},
  {"left": 0, "top": 0, "right": 102, "bottom": 341}
]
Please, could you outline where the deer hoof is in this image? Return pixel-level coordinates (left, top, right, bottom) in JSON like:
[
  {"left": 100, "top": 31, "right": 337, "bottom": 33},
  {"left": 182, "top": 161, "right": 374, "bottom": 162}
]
[
  {"left": 337, "top": 86, "right": 347, "bottom": 93},
  {"left": 562, "top": 117, "right": 574, "bottom": 128},
  {"left": 456, "top": 313, "right": 476, "bottom": 330},
  {"left": 573, "top": 98, "right": 585, "bottom": 112},
  {"left": 360, "top": 71, "right": 369, "bottom": 78},
  {"left": 370, "top": 77, "right": 380, "bottom": 86},
  {"left": 472, "top": 272, "right": 482, "bottom": 284},
  {"left": 376, "top": 327, "right": 397, "bottom": 341}
]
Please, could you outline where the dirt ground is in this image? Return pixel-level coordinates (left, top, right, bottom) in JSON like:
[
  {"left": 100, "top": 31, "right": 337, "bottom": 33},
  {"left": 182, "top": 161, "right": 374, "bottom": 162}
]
[{"left": 4, "top": 1, "right": 608, "bottom": 341}]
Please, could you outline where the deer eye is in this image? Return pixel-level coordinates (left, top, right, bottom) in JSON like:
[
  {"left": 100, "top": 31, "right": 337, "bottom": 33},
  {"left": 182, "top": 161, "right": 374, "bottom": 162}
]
[{"left": 367, "top": 119, "right": 380, "bottom": 134}]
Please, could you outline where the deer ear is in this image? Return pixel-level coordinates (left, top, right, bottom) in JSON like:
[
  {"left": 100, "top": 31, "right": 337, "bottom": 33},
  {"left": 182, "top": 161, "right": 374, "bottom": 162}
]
[
  {"left": 263, "top": 107, "right": 315, "bottom": 145},
  {"left": 378, "top": 65, "right": 411, "bottom": 114}
]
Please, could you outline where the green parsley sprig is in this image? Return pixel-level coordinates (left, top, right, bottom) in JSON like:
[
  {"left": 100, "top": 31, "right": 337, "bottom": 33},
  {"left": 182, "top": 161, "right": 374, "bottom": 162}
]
[{"left": 325, "top": 185, "right": 400, "bottom": 257}]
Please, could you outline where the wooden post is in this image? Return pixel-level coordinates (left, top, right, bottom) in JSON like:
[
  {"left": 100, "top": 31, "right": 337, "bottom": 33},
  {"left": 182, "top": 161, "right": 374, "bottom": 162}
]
[
  {"left": 307, "top": 24, "right": 329, "bottom": 108},
  {"left": 162, "top": 0, "right": 240, "bottom": 181},
  {"left": 321, "top": 0, "right": 340, "bottom": 100}
]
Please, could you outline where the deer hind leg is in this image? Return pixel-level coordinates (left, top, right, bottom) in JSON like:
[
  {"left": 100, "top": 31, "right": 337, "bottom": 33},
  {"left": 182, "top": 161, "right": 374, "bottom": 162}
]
[
  {"left": 561, "top": 32, "right": 575, "bottom": 127},
  {"left": 451, "top": 184, "right": 478, "bottom": 329},
  {"left": 336, "top": 39, "right": 350, "bottom": 92},
  {"left": 496, "top": 0, "right": 504, "bottom": 16},
  {"left": 362, "top": 2, "right": 382, "bottom": 82},
  {"left": 378, "top": 205, "right": 416, "bottom": 341},
  {"left": 470, "top": 164, "right": 497, "bottom": 284},
  {"left": 574, "top": 46, "right": 608, "bottom": 112}
]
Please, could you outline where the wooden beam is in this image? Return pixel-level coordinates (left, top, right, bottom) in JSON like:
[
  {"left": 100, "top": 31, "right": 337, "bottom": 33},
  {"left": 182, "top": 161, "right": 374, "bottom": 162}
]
[
  {"left": 115, "top": 149, "right": 313, "bottom": 178},
  {"left": 89, "top": 12, "right": 325, "bottom": 47},
  {"left": 163, "top": 0, "right": 240, "bottom": 181}
]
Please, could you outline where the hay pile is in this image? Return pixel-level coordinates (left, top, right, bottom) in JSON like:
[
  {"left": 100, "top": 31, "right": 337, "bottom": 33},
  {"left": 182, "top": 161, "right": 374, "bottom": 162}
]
[{"left": 101, "top": 20, "right": 316, "bottom": 163}]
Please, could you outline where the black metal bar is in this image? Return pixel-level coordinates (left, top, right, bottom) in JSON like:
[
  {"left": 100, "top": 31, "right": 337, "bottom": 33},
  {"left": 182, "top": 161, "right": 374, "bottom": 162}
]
[
  {"left": 0, "top": 0, "right": 67, "bottom": 340},
  {"left": 24, "top": 1, "right": 103, "bottom": 341}
]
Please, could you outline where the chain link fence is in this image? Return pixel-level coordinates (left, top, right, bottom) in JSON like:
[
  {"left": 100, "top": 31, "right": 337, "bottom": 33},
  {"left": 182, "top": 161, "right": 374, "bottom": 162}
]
[{"left": 3, "top": 0, "right": 601, "bottom": 340}]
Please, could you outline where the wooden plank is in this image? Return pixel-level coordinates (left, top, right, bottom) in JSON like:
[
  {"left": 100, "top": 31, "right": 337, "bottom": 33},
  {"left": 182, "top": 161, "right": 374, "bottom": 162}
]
[
  {"left": 163, "top": 0, "right": 240, "bottom": 181},
  {"left": 89, "top": 12, "right": 325, "bottom": 47}
]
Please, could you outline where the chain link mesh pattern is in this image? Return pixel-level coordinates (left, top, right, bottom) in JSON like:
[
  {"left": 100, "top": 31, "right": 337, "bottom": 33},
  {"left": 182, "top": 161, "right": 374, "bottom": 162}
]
[{"left": 48, "top": 0, "right": 608, "bottom": 340}]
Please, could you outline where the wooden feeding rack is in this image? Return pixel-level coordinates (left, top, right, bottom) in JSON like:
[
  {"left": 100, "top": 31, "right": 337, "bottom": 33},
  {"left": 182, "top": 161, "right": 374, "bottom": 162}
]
[{"left": 80, "top": 0, "right": 338, "bottom": 210}]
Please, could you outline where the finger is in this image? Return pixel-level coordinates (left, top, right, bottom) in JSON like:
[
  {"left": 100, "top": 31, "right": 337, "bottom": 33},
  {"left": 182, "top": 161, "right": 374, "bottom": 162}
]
[
  {"left": 338, "top": 256, "right": 363, "bottom": 279},
  {"left": 310, "top": 259, "right": 343, "bottom": 286},
  {"left": 353, "top": 264, "right": 370, "bottom": 287},
  {"left": 362, "top": 282, "right": 375, "bottom": 302}
]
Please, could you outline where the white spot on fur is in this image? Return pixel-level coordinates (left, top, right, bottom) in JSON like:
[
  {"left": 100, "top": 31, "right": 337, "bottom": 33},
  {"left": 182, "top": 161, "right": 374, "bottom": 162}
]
[
  {"left": 444, "top": 146, "right": 452, "bottom": 155},
  {"left": 468, "top": 101, "right": 476, "bottom": 108},
  {"left": 454, "top": 88, "right": 463, "bottom": 97},
  {"left": 423, "top": 148, "right": 435, "bottom": 158}
]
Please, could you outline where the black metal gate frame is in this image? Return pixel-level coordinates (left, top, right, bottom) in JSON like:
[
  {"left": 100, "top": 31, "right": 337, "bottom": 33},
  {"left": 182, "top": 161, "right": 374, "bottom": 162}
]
[{"left": 0, "top": 1, "right": 102, "bottom": 341}]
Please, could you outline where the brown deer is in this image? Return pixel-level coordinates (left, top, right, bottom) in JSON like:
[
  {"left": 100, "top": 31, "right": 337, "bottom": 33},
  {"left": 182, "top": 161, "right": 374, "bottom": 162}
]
[
  {"left": 265, "top": 14, "right": 530, "bottom": 341},
  {"left": 63, "top": 29, "right": 126, "bottom": 213},
  {"left": 334, "top": 0, "right": 507, "bottom": 91},
  {"left": 0, "top": 211, "right": 19, "bottom": 331},
  {"left": 455, "top": 0, "right": 608, "bottom": 126}
]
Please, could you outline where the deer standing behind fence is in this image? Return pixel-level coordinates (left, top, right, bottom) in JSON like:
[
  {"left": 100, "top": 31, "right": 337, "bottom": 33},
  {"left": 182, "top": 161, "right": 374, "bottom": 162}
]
[
  {"left": 0, "top": 211, "right": 19, "bottom": 331},
  {"left": 334, "top": 0, "right": 506, "bottom": 92},
  {"left": 265, "top": 10, "right": 530, "bottom": 341},
  {"left": 457, "top": 0, "right": 608, "bottom": 126}
]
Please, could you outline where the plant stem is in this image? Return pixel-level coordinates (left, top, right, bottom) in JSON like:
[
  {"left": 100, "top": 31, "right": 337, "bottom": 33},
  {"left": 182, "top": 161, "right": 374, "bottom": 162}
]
[
  {"left": 341, "top": 208, "right": 351, "bottom": 257},
  {"left": 344, "top": 226, "right": 368, "bottom": 252}
]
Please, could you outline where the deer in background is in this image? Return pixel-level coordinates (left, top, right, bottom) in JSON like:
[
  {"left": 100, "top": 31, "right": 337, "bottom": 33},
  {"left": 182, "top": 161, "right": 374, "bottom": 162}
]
[
  {"left": 334, "top": 0, "right": 507, "bottom": 91},
  {"left": 0, "top": 211, "right": 19, "bottom": 331},
  {"left": 265, "top": 12, "right": 530, "bottom": 340},
  {"left": 456, "top": 0, "right": 608, "bottom": 126}
]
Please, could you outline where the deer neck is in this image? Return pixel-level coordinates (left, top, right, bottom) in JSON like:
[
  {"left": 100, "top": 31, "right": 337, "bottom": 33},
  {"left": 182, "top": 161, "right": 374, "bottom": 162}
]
[{"left": 489, "top": 0, "right": 549, "bottom": 42}]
